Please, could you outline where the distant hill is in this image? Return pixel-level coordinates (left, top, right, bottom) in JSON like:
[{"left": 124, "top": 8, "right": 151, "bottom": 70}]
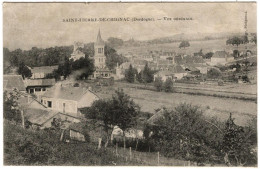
[{"left": 123, "top": 32, "right": 252, "bottom": 47}]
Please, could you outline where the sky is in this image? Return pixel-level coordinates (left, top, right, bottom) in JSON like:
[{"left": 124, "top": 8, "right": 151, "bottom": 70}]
[{"left": 3, "top": 2, "right": 257, "bottom": 50}]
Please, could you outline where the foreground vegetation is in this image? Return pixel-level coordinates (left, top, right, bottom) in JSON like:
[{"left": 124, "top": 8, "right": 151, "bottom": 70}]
[{"left": 4, "top": 120, "right": 142, "bottom": 166}]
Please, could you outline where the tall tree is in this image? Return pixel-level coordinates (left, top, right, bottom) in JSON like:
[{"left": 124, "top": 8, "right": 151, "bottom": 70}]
[
  {"left": 164, "top": 78, "right": 174, "bottom": 92},
  {"left": 111, "top": 89, "right": 140, "bottom": 149},
  {"left": 17, "top": 62, "right": 32, "bottom": 79},
  {"left": 142, "top": 63, "right": 154, "bottom": 86},
  {"left": 154, "top": 77, "right": 163, "bottom": 92},
  {"left": 125, "top": 64, "right": 136, "bottom": 83},
  {"left": 222, "top": 114, "right": 255, "bottom": 166}
]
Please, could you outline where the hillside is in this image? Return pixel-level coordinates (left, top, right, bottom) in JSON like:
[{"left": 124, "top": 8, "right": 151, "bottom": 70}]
[{"left": 3, "top": 120, "right": 141, "bottom": 166}]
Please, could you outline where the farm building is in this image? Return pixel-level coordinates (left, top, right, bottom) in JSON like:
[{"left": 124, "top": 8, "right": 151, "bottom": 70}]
[
  {"left": 3, "top": 75, "right": 26, "bottom": 93},
  {"left": 30, "top": 65, "right": 58, "bottom": 79},
  {"left": 24, "top": 108, "right": 81, "bottom": 129},
  {"left": 25, "top": 78, "right": 56, "bottom": 98},
  {"left": 211, "top": 51, "right": 234, "bottom": 65},
  {"left": 41, "top": 83, "right": 100, "bottom": 117},
  {"left": 154, "top": 65, "right": 187, "bottom": 81}
]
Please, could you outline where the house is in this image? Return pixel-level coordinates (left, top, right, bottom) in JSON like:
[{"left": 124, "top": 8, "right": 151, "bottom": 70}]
[
  {"left": 211, "top": 51, "right": 234, "bottom": 65},
  {"left": 169, "top": 65, "right": 187, "bottom": 80},
  {"left": 70, "top": 41, "right": 85, "bottom": 60},
  {"left": 4, "top": 75, "right": 26, "bottom": 93},
  {"left": 41, "top": 84, "right": 100, "bottom": 117},
  {"left": 159, "top": 51, "right": 176, "bottom": 60},
  {"left": 154, "top": 70, "right": 175, "bottom": 82},
  {"left": 183, "top": 63, "right": 208, "bottom": 74},
  {"left": 24, "top": 108, "right": 80, "bottom": 129},
  {"left": 25, "top": 78, "right": 56, "bottom": 98},
  {"left": 30, "top": 66, "right": 58, "bottom": 79},
  {"left": 154, "top": 65, "right": 187, "bottom": 81},
  {"left": 111, "top": 126, "right": 144, "bottom": 141}
]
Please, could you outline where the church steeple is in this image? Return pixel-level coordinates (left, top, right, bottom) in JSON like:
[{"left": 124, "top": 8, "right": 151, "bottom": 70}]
[{"left": 96, "top": 29, "right": 105, "bottom": 46}]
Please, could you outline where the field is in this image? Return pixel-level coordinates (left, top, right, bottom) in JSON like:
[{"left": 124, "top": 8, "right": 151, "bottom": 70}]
[
  {"left": 116, "top": 39, "right": 257, "bottom": 55},
  {"left": 95, "top": 82, "right": 257, "bottom": 126}
]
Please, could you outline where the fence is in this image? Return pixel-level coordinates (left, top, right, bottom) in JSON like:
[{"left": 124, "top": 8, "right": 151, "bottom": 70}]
[{"left": 108, "top": 143, "right": 189, "bottom": 166}]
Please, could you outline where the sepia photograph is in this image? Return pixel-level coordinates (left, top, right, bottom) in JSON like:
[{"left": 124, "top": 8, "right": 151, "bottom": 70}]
[{"left": 2, "top": 2, "right": 257, "bottom": 167}]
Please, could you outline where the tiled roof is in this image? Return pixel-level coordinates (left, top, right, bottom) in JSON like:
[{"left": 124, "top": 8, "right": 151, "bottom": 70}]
[
  {"left": 25, "top": 79, "right": 56, "bottom": 87},
  {"left": 31, "top": 66, "right": 58, "bottom": 74},
  {"left": 3, "top": 75, "right": 26, "bottom": 91},
  {"left": 42, "top": 85, "right": 99, "bottom": 102},
  {"left": 24, "top": 108, "right": 59, "bottom": 126},
  {"left": 212, "top": 51, "right": 231, "bottom": 58}
]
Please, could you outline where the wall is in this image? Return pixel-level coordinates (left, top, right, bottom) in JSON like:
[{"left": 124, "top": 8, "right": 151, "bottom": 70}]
[{"left": 41, "top": 97, "right": 78, "bottom": 115}]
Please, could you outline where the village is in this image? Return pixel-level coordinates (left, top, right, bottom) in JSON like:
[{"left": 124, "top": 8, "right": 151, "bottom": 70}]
[
  {"left": 3, "top": 2, "right": 257, "bottom": 167},
  {"left": 3, "top": 27, "right": 257, "bottom": 166}
]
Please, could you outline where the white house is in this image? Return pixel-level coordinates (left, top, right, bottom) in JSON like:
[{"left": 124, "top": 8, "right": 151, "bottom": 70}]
[
  {"left": 211, "top": 51, "right": 234, "bottom": 65},
  {"left": 41, "top": 84, "right": 100, "bottom": 117},
  {"left": 154, "top": 65, "right": 187, "bottom": 82},
  {"left": 30, "top": 66, "right": 58, "bottom": 79}
]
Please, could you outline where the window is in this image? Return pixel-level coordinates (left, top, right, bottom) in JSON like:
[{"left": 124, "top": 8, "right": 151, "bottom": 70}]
[
  {"left": 42, "top": 88, "right": 46, "bottom": 91},
  {"left": 47, "top": 101, "right": 52, "bottom": 108},
  {"left": 35, "top": 88, "right": 41, "bottom": 92}
]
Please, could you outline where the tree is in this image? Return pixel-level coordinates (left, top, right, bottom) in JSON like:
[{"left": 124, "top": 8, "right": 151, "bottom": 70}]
[
  {"left": 154, "top": 77, "right": 163, "bottom": 91},
  {"left": 222, "top": 114, "right": 255, "bottom": 166},
  {"left": 164, "top": 78, "right": 174, "bottom": 92},
  {"left": 250, "top": 34, "right": 257, "bottom": 44},
  {"left": 179, "top": 41, "right": 190, "bottom": 49},
  {"left": 17, "top": 62, "right": 32, "bottom": 79},
  {"left": 203, "top": 52, "right": 214, "bottom": 59},
  {"left": 107, "top": 37, "right": 124, "bottom": 48},
  {"left": 207, "top": 68, "right": 222, "bottom": 79},
  {"left": 4, "top": 89, "right": 22, "bottom": 123},
  {"left": 142, "top": 63, "right": 154, "bottom": 86},
  {"left": 110, "top": 89, "right": 140, "bottom": 149},
  {"left": 87, "top": 89, "right": 140, "bottom": 149},
  {"left": 105, "top": 45, "right": 128, "bottom": 69},
  {"left": 87, "top": 99, "right": 115, "bottom": 147},
  {"left": 147, "top": 103, "right": 224, "bottom": 165},
  {"left": 125, "top": 64, "right": 136, "bottom": 83},
  {"left": 226, "top": 37, "right": 243, "bottom": 47}
]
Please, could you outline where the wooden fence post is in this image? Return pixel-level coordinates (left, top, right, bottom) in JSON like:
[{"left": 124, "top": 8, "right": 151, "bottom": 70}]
[
  {"left": 129, "top": 147, "right": 132, "bottom": 160},
  {"left": 21, "top": 110, "right": 25, "bottom": 129},
  {"left": 116, "top": 143, "right": 118, "bottom": 156},
  {"left": 157, "top": 152, "right": 160, "bottom": 166},
  {"left": 98, "top": 138, "right": 102, "bottom": 150}
]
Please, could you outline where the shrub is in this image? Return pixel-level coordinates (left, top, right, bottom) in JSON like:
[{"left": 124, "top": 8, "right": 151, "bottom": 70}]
[
  {"left": 154, "top": 77, "right": 163, "bottom": 92},
  {"left": 164, "top": 78, "right": 173, "bottom": 92}
]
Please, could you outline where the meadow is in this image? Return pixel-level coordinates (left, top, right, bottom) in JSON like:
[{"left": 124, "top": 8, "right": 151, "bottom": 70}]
[
  {"left": 96, "top": 82, "right": 257, "bottom": 127},
  {"left": 116, "top": 39, "right": 257, "bottom": 55}
]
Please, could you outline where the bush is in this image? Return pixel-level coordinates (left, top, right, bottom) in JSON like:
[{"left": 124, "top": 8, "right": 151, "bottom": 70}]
[
  {"left": 164, "top": 78, "right": 174, "bottom": 92},
  {"left": 154, "top": 77, "right": 163, "bottom": 92}
]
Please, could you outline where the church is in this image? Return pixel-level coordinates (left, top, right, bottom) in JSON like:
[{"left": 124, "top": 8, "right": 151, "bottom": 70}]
[{"left": 91, "top": 30, "right": 111, "bottom": 79}]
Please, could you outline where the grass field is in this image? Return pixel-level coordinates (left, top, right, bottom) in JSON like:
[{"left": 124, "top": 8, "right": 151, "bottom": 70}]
[
  {"left": 116, "top": 39, "right": 257, "bottom": 55},
  {"left": 95, "top": 82, "right": 257, "bottom": 126}
]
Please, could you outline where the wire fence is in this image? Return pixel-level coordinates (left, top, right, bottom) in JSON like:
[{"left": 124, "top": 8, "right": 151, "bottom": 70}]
[{"left": 109, "top": 143, "right": 190, "bottom": 166}]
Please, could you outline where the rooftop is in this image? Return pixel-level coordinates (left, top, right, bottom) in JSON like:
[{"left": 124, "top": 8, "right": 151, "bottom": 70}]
[
  {"left": 4, "top": 75, "right": 26, "bottom": 91},
  {"left": 96, "top": 29, "right": 105, "bottom": 46},
  {"left": 31, "top": 65, "right": 58, "bottom": 74},
  {"left": 42, "top": 84, "right": 99, "bottom": 102},
  {"left": 212, "top": 51, "right": 232, "bottom": 58},
  {"left": 25, "top": 78, "right": 56, "bottom": 87}
]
